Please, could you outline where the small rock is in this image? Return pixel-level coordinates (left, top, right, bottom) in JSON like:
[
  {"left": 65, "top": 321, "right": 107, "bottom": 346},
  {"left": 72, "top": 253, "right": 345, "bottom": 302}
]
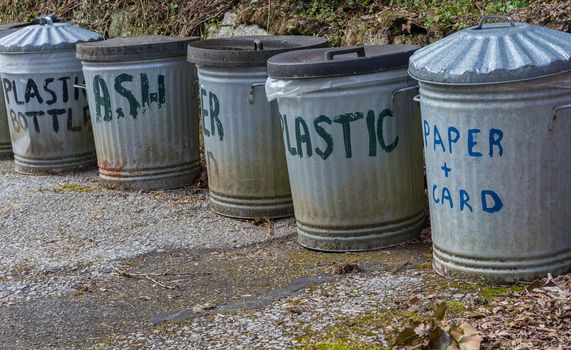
[
  {"left": 192, "top": 301, "right": 217, "bottom": 313},
  {"left": 326, "top": 263, "right": 361, "bottom": 275}
]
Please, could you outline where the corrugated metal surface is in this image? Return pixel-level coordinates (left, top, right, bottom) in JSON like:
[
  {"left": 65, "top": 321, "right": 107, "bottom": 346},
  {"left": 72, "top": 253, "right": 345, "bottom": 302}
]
[
  {"left": 420, "top": 74, "right": 571, "bottom": 281},
  {"left": 0, "top": 25, "right": 20, "bottom": 158},
  {"left": 276, "top": 71, "right": 425, "bottom": 251},
  {"left": 0, "top": 50, "right": 96, "bottom": 173},
  {"left": 81, "top": 58, "right": 200, "bottom": 190},
  {"left": 198, "top": 65, "right": 293, "bottom": 219},
  {"left": 0, "top": 87, "right": 12, "bottom": 158},
  {"left": 0, "top": 17, "right": 101, "bottom": 53},
  {"left": 409, "top": 18, "right": 571, "bottom": 84}
]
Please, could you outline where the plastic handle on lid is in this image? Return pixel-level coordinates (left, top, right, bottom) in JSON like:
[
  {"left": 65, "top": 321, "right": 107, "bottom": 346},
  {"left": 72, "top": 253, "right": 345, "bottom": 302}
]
[
  {"left": 474, "top": 15, "right": 515, "bottom": 29},
  {"left": 254, "top": 39, "right": 264, "bottom": 51},
  {"left": 324, "top": 47, "right": 366, "bottom": 61}
]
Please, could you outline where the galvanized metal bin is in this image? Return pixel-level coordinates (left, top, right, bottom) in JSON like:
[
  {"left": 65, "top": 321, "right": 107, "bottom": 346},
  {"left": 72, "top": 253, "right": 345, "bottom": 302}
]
[
  {"left": 409, "top": 16, "right": 571, "bottom": 281},
  {"left": 77, "top": 36, "right": 201, "bottom": 190},
  {"left": 0, "top": 15, "right": 101, "bottom": 174},
  {"left": 0, "top": 23, "right": 24, "bottom": 159},
  {"left": 266, "top": 45, "right": 425, "bottom": 251},
  {"left": 187, "top": 36, "right": 328, "bottom": 219}
]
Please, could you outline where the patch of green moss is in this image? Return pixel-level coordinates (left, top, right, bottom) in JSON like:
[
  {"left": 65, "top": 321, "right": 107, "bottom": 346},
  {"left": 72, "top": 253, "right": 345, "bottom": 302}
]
[
  {"left": 376, "top": 8, "right": 406, "bottom": 28},
  {"left": 295, "top": 308, "right": 429, "bottom": 349},
  {"left": 480, "top": 285, "right": 525, "bottom": 300},
  {"left": 54, "top": 183, "right": 92, "bottom": 193},
  {"left": 302, "top": 339, "right": 386, "bottom": 350},
  {"left": 399, "top": 310, "right": 422, "bottom": 322},
  {"left": 447, "top": 280, "right": 525, "bottom": 301},
  {"left": 313, "top": 341, "right": 351, "bottom": 350},
  {"left": 445, "top": 300, "right": 466, "bottom": 315}
]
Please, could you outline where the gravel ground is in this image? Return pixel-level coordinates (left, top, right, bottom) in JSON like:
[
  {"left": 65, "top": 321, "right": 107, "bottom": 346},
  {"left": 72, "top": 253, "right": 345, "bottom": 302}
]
[
  {"left": 97, "top": 271, "right": 428, "bottom": 349},
  {"left": 3, "top": 158, "right": 568, "bottom": 350},
  {"left": 0, "top": 159, "right": 294, "bottom": 277},
  {"left": 0, "top": 159, "right": 297, "bottom": 308},
  {"left": 1, "top": 158, "right": 440, "bottom": 350}
]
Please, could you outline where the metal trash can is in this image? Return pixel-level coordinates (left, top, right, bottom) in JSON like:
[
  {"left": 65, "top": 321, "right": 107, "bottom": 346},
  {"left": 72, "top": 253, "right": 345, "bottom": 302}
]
[
  {"left": 77, "top": 36, "right": 201, "bottom": 190},
  {"left": 187, "top": 36, "right": 328, "bottom": 219},
  {"left": 0, "top": 22, "right": 24, "bottom": 159},
  {"left": 409, "top": 16, "right": 571, "bottom": 281},
  {"left": 0, "top": 15, "right": 101, "bottom": 174},
  {"left": 266, "top": 45, "right": 425, "bottom": 251}
]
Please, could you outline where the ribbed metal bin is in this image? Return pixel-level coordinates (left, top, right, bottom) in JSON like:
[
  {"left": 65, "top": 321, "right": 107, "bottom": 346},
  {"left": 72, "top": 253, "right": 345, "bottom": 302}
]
[
  {"left": 77, "top": 36, "right": 201, "bottom": 190},
  {"left": 266, "top": 45, "right": 425, "bottom": 251},
  {"left": 409, "top": 16, "right": 571, "bottom": 282},
  {"left": 0, "top": 23, "right": 23, "bottom": 159},
  {"left": 0, "top": 83, "right": 12, "bottom": 159},
  {"left": 188, "top": 36, "right": 328, "bottom": 219},
  {"left": 0, "top": 15, "right": 101, "bottom": 174}
]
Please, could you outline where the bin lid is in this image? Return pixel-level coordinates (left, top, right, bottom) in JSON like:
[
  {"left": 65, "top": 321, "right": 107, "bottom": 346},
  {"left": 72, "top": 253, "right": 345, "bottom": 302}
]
[
  {"left": 0, "top": 15, "right": 101, "bottom": 53},
  {"left": 77, "top": 35, "right": 199, "bottom": 62},
  {"left": 0, "top": 22, "right": 24, "bottom": 40},
  {"left": 409, "top": 15, "right": 571, "bottom": 85},
  {"left": 0, "top": 22, "right": 25, "bottom": 31},
  {"left": 267, "top": 45, "right": 419, "bottom": 79},
  {"left": 187, "top": 35, "right": 329, "bottom": 67}
]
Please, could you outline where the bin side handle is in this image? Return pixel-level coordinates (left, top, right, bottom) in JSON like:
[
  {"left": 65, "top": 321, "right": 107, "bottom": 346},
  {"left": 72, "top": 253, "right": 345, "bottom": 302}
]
[
  {"left": 249, "top": 83, "right": 266, "bottom": 104},
  {"left": 391, "top": 86, "right": 419, "bottom": 109},
  {"left": 391, "top": 85, "right": 420, "bottom": 210},
  {"left": 548, "top": 104, "right": 571, "bottom": 131}
]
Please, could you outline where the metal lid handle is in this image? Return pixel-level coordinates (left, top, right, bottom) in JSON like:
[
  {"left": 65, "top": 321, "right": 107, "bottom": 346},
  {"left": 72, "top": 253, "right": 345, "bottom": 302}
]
[
  {"left": 475, "top": 15, "right": 515, "bottom": 29},
  {"left": 325, "top": 47, "right": 366, "bottom": 61},
  {"left": 36, "top": 14, "right": 56, "bottom": 26}
]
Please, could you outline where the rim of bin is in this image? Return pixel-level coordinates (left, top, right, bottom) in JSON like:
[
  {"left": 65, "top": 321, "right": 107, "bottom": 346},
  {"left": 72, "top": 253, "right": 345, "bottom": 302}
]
[
  {"left": 77, "top": 35, "right": 199, "bottom": 62},
  {"left": 267, "top": 45, "right": 420, "bottom": 79},
  {"left": 0, "top": 23, "right": 24, "bottom": 41},
  {"left": 187, "top": 35, "right": 329, "bottom": 68},
  {"left": 0, "top": 22, "right": 26, "bottom": 31}
]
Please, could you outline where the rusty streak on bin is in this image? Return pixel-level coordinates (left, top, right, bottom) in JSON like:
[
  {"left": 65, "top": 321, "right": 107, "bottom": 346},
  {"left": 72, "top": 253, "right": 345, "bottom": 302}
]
[
  {"left": 187, "top": 36, "right": 328, "bottom": 219},
  {"left": 77, "top": 35, "right": 201, "bottom": 190}
]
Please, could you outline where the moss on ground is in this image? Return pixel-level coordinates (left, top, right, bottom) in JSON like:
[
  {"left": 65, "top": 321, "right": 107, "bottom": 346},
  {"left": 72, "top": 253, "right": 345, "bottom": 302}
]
[
  {"left": 54, "top": 183, "right": 93, "bottom": 193},
  {"left": 295, "top": 308, "right": 428, "bottom": 349},
  {"left": 445, "top": 300, "right": 466, "bottom": 315},
  {"left": 447, "top": 280, "right": 525, "bottom": 301},
  {"left": 300, "top": 340, "right": 386, "bottom": 350},
  {"left": 479, "top": 285, "right": 525, "bottom": 300}
]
